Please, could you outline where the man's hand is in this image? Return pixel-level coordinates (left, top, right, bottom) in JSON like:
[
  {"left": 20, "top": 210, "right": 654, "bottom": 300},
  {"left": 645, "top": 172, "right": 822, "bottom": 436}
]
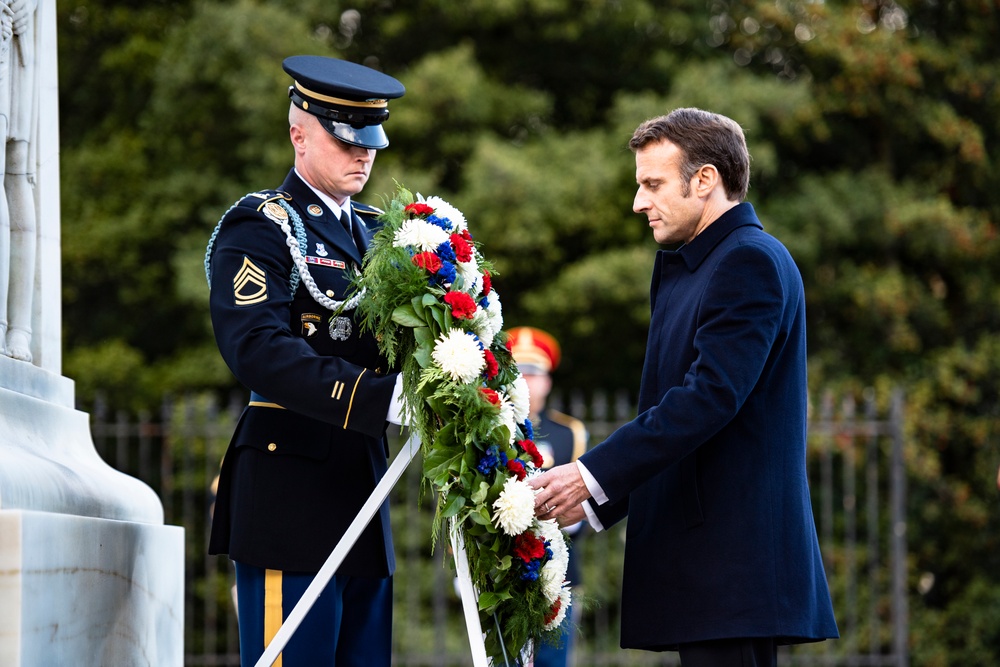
[
  {"left": 552, "top": 503, "right": 586, "bottom": 528},
  {"left": 528, "top": 462, "right": 591, "bottom": 519}
]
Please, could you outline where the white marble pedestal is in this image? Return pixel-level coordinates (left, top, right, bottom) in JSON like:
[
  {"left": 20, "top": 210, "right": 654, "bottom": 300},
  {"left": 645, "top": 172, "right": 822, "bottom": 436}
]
[{"left": 0, "top": 357, "right": 185, "bottom": 666}]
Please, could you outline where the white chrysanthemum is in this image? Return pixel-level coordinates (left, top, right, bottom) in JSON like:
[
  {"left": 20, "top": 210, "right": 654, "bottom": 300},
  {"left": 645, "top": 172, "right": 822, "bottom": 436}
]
[
  {"left": 507, "top": 376, "right": 531, "bottom": 424},
  {"left": 497, "top": 391, "right": 518, "bottom": 444},
  {"left": 471, "top": 290, "right": 503, "bottom": 348},
  {"left": 541, "top": 559, "right": 568, "bottom": 603},
  {"left": 431, "top": 330, "right": 486, "bottom": 383},
  {"left": 491, "top": 477, "right": 536, "bottom": 536},
  {"left": 537, "top": 519, "right": 569, "bottom": 566},
  {"left": 543, "top": 588, "right": 572, "bottom": 631},
  {"left": 423, "top": 195, "right": 467, "bottom": 232},
  {"left": 457, "top": 258, "right": 481, "bottom": 295},
  {"left": 537, "top": 520, "right": 570, "bottom": 603},
  {"left": 393, "top": 218, "right": 450, "bottom": 252},
  {"left": 471, "top": 307, "right": 495, "bottom": 349}
]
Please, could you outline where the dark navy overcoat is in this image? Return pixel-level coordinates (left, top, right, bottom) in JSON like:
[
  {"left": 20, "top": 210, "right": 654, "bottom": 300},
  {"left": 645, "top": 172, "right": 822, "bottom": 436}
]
[
  {"left": 581, "top": 203, "right": 839, "bottom": 650},
  {"left": 207, "top": 169, "right": 397, "bottom": 577}
]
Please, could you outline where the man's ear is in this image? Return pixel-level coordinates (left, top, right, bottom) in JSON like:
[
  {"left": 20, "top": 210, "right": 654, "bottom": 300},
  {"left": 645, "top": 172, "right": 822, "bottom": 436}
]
[
  {"left": 692, "top": 164, "right": 721, "bottom": 197},
  {"left": 289, "top": 123, "right": 307, "bottom": 154}
]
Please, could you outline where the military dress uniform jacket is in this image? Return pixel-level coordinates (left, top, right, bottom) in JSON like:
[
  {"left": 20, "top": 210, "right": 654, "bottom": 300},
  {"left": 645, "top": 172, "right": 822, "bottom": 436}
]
[
  {"left": 207, "top": 169, "right": 398, "bottom": 577},
  {"left": 580, "top": 203, "right": 838, "bottom": 649}
]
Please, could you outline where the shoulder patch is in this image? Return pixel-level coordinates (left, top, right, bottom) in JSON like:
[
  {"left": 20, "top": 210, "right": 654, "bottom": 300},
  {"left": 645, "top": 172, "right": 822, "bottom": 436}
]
[{"left": 233, "top": 256, "right": 268, "bottom": 306}]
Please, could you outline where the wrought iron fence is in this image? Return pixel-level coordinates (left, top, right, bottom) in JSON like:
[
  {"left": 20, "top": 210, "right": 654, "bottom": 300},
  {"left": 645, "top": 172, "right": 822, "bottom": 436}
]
[{"left": 85, "top": 387, "right": 907, "bottom": 667}]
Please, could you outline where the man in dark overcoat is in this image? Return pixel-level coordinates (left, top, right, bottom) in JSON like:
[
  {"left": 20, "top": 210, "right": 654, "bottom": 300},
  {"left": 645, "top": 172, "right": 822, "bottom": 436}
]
[
  {"left": 530, "top": 108, "right": 839, "bottom": 666},
  {"left": 205, "top": 56, "right": 407, "bottom": 666}
]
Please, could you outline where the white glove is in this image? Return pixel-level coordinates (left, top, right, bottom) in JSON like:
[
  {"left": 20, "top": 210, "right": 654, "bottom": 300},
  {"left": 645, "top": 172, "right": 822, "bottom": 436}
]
[{"left": 386, "top": 374, "right": 406, "bottom": 425}]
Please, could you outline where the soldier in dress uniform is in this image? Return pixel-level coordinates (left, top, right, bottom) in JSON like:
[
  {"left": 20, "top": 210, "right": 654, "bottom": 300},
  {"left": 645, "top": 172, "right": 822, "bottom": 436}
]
[
  {"left": 508, "top": 326, "right": 588, "bottom": 667},
  {"left": 205, "top": 56, "right": 407, "bottom": 667}
]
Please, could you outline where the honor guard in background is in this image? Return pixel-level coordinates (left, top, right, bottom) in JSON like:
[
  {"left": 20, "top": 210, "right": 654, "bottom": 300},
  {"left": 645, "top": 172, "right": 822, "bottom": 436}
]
[
  {"left": 205, "top": 56, "right": 407, "bottom": 667},
  {"left": 508, "top": 327, "right": 589, "bottom": 667}
]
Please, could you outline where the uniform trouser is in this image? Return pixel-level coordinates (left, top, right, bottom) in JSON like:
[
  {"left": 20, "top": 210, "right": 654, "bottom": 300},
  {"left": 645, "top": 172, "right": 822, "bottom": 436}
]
[
  {"left": 234, "top": 561, "right": 392, "bottom": 667},
  {"left": 678, "top": 637, "right": 778, "bottom": 667}
]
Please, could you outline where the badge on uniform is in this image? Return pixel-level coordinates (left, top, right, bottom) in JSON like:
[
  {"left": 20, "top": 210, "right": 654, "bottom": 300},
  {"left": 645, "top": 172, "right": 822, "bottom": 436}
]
[
  {"left": 233, "top": 256, "right": 268, "bottom": 306},
  {"left": 301, "top": 313, "right": 322, "bottom": 337},
  {"left": 262, "top": 201, "right": 289, "bottom": 224},
  {"left": 315, "top": 243, "right": 329, "bottom": 257},
  {"left": 307, "top": 204, "right": 324, "bottom": 217},
  {"left": 329, "top": 315, "right": 352, "bottom": 341}
]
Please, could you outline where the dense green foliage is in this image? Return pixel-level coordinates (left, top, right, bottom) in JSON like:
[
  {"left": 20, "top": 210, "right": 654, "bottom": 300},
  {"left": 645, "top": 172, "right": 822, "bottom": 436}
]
[{"left": 58, "top": 1, "right": 999, "bottom": 663}]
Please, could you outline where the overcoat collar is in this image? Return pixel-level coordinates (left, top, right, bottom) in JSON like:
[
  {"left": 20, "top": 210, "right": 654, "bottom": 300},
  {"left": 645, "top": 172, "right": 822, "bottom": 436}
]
[{"left": 665, "top": 202, "right": 763, "bottom": 272}]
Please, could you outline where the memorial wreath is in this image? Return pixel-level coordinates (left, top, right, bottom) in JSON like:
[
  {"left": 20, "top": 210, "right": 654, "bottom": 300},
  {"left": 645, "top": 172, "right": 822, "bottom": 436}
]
[{"left": 347, "top": 186, "right": 572, "bottom": 663}]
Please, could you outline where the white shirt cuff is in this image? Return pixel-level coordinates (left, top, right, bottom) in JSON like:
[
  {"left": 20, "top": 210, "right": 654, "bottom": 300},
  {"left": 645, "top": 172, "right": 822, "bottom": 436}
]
[
  {"left": 386, "top": 374, "right": 405, "bottom": 425},
  {"left": 576, "top": 459, "right": 608, "bottom": 505},
  {"left": 582, "top": 500, "right": 605, "bottom": 533}
]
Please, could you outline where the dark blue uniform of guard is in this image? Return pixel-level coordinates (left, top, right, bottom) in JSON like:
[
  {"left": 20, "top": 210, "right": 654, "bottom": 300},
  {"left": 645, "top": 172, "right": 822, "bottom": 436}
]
[{"left": 205, "top": 56, "right": 404, "bottom": 667}]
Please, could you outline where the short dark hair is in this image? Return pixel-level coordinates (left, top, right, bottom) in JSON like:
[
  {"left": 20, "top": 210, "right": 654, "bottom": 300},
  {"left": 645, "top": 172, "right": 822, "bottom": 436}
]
[{"left": 629, "top": 108, "right": 750, "bottom": 201}]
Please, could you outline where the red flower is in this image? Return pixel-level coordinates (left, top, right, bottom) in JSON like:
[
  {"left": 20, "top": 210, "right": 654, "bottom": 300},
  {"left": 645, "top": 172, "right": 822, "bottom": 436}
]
[
  {"left": 513, "top": 532, "right": 546, "bottom": 563},
  {"left": 506, "top": 459, "right": 526, "bottom": 481},
  {"left": 461, "top": 229, "right": 474, "bottom": 243},
  {"left": 518, "top": 439, "right": 544, "bottom": 469},
  {"left": 482, "top": 271, "right": 492, "bottom": 296},
  {"left": 443, "top": 291, "right": 477, "bottom": 319},
  {"left": 450, "top": 233, "right": 473, "bottom": 263},
  {"left": 543, "top": 598, "right": 563, "bottom": 626},
  {"left": 483, "top": 349, "right": 499, "bottom": 379},
  {"left": 412, "top": 252, "right": 442, "bottom": 273},
  {"left": 404, "top": 202, "right": 434, "bottom": 216},
  {"left": 480, "top": 388, "right": 501, "bottom": 406}
]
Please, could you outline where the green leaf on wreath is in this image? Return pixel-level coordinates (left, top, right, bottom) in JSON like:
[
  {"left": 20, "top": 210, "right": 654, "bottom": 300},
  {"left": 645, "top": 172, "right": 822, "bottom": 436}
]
[
  {"left": 441, "top": 492, "right": 466, "bottom": 518},
  {"left": 391, "top": 304, "right": 424, "bottom": 328},
  {"left": 477, "top": 591, "right": 512, "bottom": 611},
  {"left": 413, "top": 344, "right": 432, "bottom": 368},
  {"left": 470, "top": 481, "right": 489, "bottom": 505}
]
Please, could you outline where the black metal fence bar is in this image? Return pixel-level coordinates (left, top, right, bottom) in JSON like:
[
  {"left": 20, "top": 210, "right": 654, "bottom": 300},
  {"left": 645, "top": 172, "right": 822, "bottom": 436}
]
[{"left": 84, "top": 388, "right": 908, "bottom": 667}]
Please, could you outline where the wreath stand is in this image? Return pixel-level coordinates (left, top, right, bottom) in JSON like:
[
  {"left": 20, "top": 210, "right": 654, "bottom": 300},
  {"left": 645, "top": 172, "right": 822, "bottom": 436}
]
[{"left": 252, "top": 433, "right": 491, "bottom": 667}]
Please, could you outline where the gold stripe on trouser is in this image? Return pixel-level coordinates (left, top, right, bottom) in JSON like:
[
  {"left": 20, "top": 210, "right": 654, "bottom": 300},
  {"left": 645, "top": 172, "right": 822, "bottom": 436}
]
[{"left": 264, "top": 569, "right": 283, "bottom": 667}]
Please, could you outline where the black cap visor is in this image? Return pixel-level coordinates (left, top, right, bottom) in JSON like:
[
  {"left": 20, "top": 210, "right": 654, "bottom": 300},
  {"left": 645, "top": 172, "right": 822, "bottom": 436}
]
[{"left": 317, "top": 118, "right": 389, "bottom": 150}]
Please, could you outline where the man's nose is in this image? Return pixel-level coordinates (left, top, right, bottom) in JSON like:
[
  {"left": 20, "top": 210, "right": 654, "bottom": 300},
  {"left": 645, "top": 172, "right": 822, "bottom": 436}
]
[{"left": 633, "top": 192, "right": 648, "bottom": 213}]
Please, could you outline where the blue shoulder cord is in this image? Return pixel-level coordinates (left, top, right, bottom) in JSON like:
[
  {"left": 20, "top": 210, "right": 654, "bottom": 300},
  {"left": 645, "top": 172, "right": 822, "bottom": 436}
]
[{"left": 204, "top": 194, "right": 307, "bottom": 295}]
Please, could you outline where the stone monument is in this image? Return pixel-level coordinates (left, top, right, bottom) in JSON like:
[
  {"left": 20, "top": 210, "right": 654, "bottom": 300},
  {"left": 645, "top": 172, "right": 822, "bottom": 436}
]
[{"left": 0, "top": 2, "right": 184, "bottom": 664}]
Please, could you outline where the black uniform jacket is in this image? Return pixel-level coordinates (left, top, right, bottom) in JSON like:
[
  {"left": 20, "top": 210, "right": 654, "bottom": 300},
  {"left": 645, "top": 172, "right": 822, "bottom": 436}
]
[{"left": 207, "top": 169, "right": 398, "bottom": 577}]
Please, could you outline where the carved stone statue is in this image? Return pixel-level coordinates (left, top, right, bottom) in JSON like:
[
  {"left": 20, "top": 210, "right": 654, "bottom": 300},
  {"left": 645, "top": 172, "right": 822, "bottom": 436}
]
[{"left": 0, "top": 0, "right": 37, "bottom": 362}]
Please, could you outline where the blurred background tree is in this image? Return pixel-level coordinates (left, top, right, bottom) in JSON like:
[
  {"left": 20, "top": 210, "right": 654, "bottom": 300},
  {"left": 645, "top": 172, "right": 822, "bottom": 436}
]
[{"left": 57, "top": 0, "right": 999, "bottom": 663}]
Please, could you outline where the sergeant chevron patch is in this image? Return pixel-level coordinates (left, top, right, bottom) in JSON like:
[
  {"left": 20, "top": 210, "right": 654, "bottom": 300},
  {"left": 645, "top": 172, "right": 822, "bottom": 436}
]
[{"left": 233, "top": 256, "right": 268, "bottom": 306}]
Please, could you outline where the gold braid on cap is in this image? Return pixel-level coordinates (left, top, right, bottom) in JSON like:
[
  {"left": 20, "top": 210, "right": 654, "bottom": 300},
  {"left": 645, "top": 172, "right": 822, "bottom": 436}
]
[{"left": 294, "top": 80, "right": 388, "bottom": 108}]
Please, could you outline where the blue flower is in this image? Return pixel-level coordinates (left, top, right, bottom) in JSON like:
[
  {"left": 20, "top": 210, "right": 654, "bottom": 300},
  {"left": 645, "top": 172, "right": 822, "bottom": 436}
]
[
  {"left": 426, "top": 215, "right": 451, "bottom": 231},
  {"left": 520, "top": 559, "right": 542, "bottom": 581},
  {"left": 476, "top": 445, "right": 504, "bottom": 475},
  {"left": 521, "top": 420, "right": 534, "bottom": 441},
  {"left": 436, "top": 241, "right": 456, "bottom": 263},
  {"left": 435, "top": 260, "right": 457, "bottom": 285}
]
